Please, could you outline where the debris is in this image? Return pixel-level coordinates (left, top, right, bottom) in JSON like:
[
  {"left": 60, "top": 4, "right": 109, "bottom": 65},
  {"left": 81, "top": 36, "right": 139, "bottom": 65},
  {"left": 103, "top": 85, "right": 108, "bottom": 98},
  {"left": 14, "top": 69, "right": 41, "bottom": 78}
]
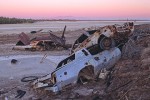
[
  {"left": 15, "top": 90, "right": 26, "bottom": 99},
  {"left": 13, "top": 26, "right": 70, "bottom": 51},
  {"left": 98, "top": 68, "right": 109, "bottom": 79},
  {"left": 30, "top": 29, "right": 43, "bottom": 34},
  {"left": 40, "top": 54, "right": 47, "bottom": 63},
  {"left": 11, "top": 59, "right": 18, "bottom": 64},
  {"left": 21, "top": 76, "right": 39, "bottom": 82},
  {"left": 16, "top": 32, "right": 30, "bottom": 45},
  {"left": 74, "top": 88, "right": 93, "bottom": 96},
  {"left": 30, "top": 31, "right": 37, "bottom": 34}
]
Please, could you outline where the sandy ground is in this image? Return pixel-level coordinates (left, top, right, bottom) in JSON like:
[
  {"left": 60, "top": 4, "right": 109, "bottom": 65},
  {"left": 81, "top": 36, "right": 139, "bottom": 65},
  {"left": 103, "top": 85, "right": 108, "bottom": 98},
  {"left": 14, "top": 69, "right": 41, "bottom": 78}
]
[{"left": 0, "top": 23, "right": 150, "bottom": 100}]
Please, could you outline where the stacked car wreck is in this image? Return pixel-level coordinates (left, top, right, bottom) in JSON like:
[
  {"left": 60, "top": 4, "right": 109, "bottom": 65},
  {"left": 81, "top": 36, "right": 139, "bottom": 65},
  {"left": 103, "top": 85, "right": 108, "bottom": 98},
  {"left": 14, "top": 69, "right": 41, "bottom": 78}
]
[
  {"left": 32, "top": 22, "right": 134, "bottom": 93},
  {"left": 71, "top": 22, "right": 134, "bottom": 53}
]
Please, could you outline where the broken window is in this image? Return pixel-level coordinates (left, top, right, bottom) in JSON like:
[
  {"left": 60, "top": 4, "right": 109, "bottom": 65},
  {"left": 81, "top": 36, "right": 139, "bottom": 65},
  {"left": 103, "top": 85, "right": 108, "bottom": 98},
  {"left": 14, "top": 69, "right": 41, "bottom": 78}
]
[
  {"left": 82, "top": 49, "right": 89, "bottom": 56},
  {"left": 87, "top": 44, "right": 102, "bottom": 55},
  {"left": 76, "top": 34, "right": 88, "bottom": 44},
  {"left": 87, "top": 30, "right": 97, "bottom": 35},
  {"left": 56, "top": 54, "right": 75, "bottom": 69},
  {"left": 74, "top": 30, "right": 97, "bottom": 45},
  {"left": 72, "top": 34, "right": 89, "bottom": 50}
]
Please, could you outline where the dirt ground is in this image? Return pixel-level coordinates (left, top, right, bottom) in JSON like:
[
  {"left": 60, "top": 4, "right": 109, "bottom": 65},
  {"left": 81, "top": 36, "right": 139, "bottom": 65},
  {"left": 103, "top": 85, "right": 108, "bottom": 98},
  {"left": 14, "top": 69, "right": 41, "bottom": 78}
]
[{"left": 0, "top": 24, "right": 150, "bottom": 100}]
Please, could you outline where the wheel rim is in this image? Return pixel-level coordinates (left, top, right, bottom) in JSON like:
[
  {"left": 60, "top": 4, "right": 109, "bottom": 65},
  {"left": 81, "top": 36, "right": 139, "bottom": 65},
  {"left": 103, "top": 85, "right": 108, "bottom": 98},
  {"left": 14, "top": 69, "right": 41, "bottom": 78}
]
[{"left": 99, "top": 37, "right": 115, "bottom": 50}]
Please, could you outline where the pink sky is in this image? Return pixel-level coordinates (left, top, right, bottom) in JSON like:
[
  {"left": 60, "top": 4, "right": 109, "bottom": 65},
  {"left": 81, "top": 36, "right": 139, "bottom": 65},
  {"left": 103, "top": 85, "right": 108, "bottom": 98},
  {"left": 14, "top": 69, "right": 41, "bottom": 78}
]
[{"left": 0, "top": 0, "right": 150, "bottom": 19}]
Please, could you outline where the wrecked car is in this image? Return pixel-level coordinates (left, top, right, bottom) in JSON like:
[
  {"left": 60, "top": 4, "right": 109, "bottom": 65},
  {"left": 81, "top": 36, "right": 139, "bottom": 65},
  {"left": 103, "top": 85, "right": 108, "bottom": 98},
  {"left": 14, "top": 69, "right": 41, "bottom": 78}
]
[
  {"left": 31, "top": 22, "right": 134, "bottom": 93},
  {"left": 33, "top": 45, "right": 121, "bottom": 93},
  {"left": 71, "top": 22, "right": 134, "bottom": 54},
  {"left": 13, "top": 26, "right": 69, "bottom": 51}
]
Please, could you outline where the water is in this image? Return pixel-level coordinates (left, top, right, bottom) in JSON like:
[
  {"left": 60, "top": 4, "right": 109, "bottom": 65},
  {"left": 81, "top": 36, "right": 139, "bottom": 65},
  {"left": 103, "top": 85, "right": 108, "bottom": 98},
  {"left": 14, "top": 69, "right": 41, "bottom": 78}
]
[{"left": 0, "top": 21, "right": 150, "bottom": 34}]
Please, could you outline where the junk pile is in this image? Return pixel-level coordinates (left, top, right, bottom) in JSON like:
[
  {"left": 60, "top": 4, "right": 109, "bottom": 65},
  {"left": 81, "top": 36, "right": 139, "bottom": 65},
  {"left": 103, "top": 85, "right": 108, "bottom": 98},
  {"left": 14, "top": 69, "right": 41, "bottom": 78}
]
[
  {"left": 1, "top": 22, "right": 150, "bottom": 100},
  {"left": 29, "top": 22, "right": 136, "bottom": 94},
  {"left": 29, "top": 24, "right": 149, "bottom": 100},
  {"left": 13, "top": 26, "right": 70, "bottom": 51}
]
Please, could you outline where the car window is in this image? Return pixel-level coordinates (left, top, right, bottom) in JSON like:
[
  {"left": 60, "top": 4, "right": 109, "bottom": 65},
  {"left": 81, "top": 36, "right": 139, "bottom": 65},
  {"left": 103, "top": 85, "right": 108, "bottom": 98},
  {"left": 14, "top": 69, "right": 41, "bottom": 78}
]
[
  {"left": 76, "top": 34, "right": 88, "bottom": 43},
  {"left": 82, "top": 49, "right": 88, "bottom": 56},
  {"left": 57, "top": 54, "right": 75, "bottom": 68},
  {"left": 87, "top": 44, "right": 102, "bottom": 55},
  {"left": 87, "top": 30, "right": 97, "bottom": 35}
]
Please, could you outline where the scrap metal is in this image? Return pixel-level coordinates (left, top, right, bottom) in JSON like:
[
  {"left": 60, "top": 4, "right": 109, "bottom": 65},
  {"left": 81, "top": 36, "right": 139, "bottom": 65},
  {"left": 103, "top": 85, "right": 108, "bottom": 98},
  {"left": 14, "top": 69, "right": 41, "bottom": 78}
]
[{"left": 13, "top": 26, "right": 68, "bottom": 51}]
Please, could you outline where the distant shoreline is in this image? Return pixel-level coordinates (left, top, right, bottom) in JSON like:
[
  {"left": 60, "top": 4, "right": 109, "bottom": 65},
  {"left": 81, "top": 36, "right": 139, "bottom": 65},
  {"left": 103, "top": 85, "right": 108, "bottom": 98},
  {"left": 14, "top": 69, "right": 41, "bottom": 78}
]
[
  {"left": 0, "top": 17, "right": 35, "bottom": 24},
  {"left": 0, "top": 16, "right": 150, "bottom": 24},
  {"left": 36, "top": 19, "right": 150, "bottom": 22}
]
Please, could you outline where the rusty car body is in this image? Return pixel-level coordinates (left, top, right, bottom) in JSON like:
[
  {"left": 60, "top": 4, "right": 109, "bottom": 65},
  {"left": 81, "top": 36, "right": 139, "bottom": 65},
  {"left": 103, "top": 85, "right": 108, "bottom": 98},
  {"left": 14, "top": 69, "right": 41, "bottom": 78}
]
[
  {"left": 13, "top": 26, "right": 68, "bottom": 51},
  {"left": 70, "top": 22, "right": 134, "bottom": 54}
]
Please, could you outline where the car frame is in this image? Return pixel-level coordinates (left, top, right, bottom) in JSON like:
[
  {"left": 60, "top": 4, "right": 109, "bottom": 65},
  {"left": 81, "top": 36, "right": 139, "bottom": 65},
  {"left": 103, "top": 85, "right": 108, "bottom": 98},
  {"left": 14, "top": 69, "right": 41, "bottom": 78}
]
[{"left": 33, "top": 45, "right": 121, "bottom": 93}]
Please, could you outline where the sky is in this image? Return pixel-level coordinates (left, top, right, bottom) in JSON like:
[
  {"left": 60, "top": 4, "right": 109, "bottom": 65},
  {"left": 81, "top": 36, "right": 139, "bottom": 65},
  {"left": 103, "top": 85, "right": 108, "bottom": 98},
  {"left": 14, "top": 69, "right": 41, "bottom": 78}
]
[{"left": 0, "top": 0, "right": 150, "bottom": 20}]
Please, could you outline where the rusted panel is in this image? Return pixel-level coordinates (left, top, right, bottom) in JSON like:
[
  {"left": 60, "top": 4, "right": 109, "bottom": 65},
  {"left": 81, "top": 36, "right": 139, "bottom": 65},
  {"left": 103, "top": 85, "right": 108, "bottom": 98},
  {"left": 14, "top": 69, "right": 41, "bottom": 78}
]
[
  {"left": 49, "top": 33, "right": 65, "bottom": 46},
  {"left": 17, "top": 32, "right": 30, "bottom": 45},
  {"left": 62, "top": 25, "right": 66, "bottom": 39},
  {"left": 50, "top": 25, "right": 67, "bottom": 47},
  {"left": 14, "top": 26, "right": 67, "bottom": 51},
  {"left": 31, "top": 36, "right": 51, "bottom": 41}
]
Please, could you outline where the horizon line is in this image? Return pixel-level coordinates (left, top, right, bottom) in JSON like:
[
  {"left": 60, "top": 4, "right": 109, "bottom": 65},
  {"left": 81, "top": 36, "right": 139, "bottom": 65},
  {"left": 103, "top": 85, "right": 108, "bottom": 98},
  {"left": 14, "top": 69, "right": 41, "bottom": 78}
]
[{"left": 1, "top": 16, "right": 150, "bottom": 21}]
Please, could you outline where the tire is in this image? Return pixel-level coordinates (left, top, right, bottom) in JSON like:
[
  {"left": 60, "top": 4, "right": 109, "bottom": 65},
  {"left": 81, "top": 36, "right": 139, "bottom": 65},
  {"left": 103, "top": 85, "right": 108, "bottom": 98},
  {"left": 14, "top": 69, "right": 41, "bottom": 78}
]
[
  {"left": 98, "top": 36, "right": 115, "bottom": 50},
  {"left": 21, "top": 76, "right": 38, "bottom": 82}
]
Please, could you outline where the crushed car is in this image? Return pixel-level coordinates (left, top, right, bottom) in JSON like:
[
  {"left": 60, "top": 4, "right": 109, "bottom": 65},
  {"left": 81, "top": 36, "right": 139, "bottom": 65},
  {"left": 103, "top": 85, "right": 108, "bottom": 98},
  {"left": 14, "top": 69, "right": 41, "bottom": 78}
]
[
  {"left": 13, "top": 26, "right": 70, "bottom": 51},
  {"left": 70, "top": 22, "right": 134, "bottom": 54}
]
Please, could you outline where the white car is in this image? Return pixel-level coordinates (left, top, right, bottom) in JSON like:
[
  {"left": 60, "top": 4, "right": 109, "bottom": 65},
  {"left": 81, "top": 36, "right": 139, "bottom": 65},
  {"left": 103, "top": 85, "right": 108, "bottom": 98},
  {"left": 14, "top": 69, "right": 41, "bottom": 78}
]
[{"left": 33, "top": 45, "right": 121, "bottom": 92}]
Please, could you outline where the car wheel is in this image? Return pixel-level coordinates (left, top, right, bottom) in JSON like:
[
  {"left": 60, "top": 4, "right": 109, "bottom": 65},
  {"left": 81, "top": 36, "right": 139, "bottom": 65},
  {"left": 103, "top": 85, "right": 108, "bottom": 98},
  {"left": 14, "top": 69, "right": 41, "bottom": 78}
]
[
  {"left": 77, "top": 66, "right": 95, "bottom": 84},
  {"left": 99, "top": 36, "right": 115, "bottom": 50}
]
